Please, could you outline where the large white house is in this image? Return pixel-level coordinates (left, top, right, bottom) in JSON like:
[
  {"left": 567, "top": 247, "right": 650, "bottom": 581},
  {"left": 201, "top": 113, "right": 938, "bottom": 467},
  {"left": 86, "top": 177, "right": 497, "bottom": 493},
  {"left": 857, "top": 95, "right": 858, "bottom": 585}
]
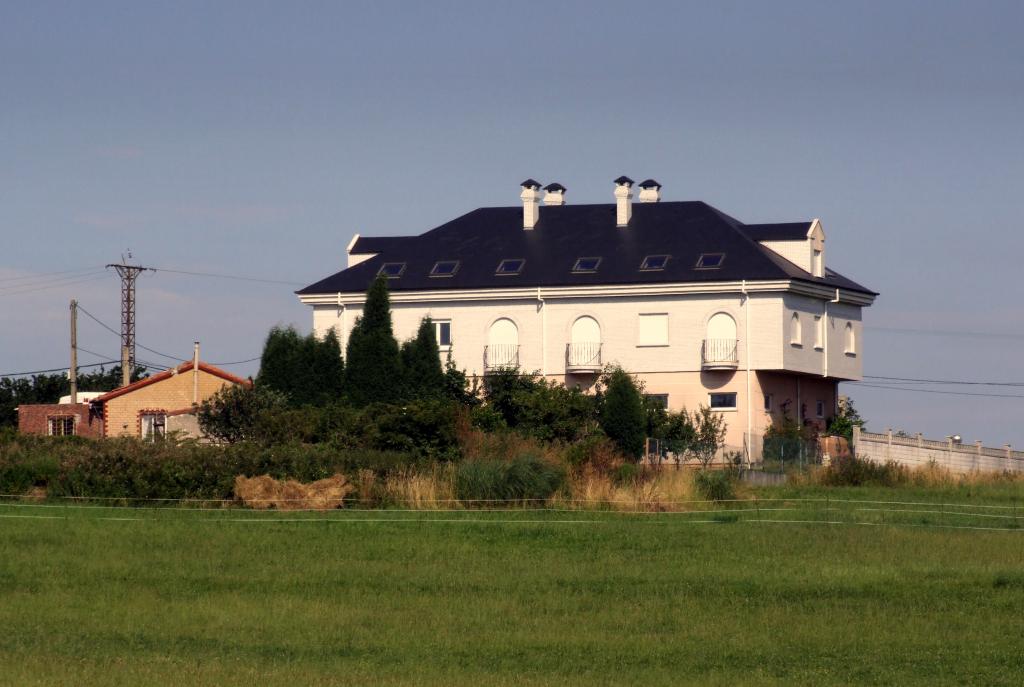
[{"left": 297, "top": 177, "right": 877, "bottom": 451}]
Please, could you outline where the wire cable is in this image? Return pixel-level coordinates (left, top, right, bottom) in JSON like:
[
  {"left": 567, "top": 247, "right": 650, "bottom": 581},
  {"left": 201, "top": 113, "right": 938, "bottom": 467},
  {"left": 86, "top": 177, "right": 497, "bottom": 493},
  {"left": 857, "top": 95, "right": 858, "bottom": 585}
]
[
  {"left": 863, "top": 374, "right": 1024, "bottom": 387},
  {"left": 0, "top": 266, "right": 106, "bottom": 283},
  {"left": 849, "top": 382, "right": 1024, "bottom": 399},
  {"left": 151, "top": 266, "right": 304, "bottom": 286},
  {"left": 0, "top": 273, "right": 108, "bottom": 297},
  {"left": 76, "top": 305, "right": 189, "bottom": 363},
  {"left": 0, "top": 361, "right": 122, "bottom": 377}
]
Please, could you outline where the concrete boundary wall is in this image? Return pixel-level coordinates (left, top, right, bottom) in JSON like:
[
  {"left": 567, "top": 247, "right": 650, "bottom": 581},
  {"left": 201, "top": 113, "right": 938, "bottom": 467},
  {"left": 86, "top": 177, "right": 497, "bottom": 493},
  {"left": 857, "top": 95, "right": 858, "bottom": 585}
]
[{"left": 853, "top": 427, "right": 1023, "bottom": 474}]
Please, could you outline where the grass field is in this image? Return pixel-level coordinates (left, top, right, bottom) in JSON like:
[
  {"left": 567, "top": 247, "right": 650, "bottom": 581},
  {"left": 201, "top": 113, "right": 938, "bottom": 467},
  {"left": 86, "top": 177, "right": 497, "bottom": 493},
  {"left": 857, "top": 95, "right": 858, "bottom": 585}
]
[{"left": 1, "top": 489, "right": 1023, "bottom": 686}]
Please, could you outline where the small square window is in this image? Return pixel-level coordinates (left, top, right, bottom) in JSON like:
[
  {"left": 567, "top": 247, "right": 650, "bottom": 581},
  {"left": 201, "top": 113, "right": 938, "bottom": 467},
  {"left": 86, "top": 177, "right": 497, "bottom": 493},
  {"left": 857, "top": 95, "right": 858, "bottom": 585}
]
[
  {"left": 816, "top": 400, "right": 825, "bottom": 419},
  {"left": 644, "top": 394, "right": 669, "bottom": 410},
  {"left": 496, "top": 259, "right": 525, "bottom": 275},
  {"left": 640, "top": 254, "right": 670, "bottom": 271},
  {"left": 709, "top": 393, "right": 737, "bottom": 410},
  {"left": 47, "top": 417, "right": 75, "bottom": 436},
  {"left": 430, "top": 260, "right": 460, "bottom": 277},
  {"left": 378, "top": 262, "right": 406, "bottom": 278},
  {"left": 695, "top": 253, "right": 725, "bottom": 269},
  {"left": 434, "top": 320, "right": 452, "bottom": 348},
  {"left": 572, "top": 257, "right": 601, "bottom": 273},
  {"left": 141, "top": 412, "right": 166, "bottom": 440}
]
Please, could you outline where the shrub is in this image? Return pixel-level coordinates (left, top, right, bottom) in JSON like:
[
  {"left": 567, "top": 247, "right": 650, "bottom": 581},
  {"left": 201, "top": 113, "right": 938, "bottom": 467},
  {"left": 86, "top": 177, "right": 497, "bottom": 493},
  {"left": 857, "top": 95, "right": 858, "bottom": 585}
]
[
  {"left": 597, "top": 367, "right": 646, "bottom": 459},
  {"left": 563, "top": 433, "right": 627, "bottom": 473},
  {"left": 820, "top": 454, "right": 909, "bottom": 487},
  {"left": 197, "top": 384, "right": 289, "bottom": 444},
  {"left": 455, "top": 455, "right": 566, "bottom": 504},
  {"left": 361, "top": 399, "right": 461, "bottom": 460},
  {"left": 694, "top": 470, "right": 736, "bottom": 502}
]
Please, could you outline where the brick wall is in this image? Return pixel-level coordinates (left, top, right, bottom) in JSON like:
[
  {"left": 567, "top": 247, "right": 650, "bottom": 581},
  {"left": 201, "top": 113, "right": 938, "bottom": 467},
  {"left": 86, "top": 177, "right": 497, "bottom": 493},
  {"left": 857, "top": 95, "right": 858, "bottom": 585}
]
[
  {"left": 104, "top": 368, "right": 239, "bottom": 438},
  {"left": 17, "top": 403, "right": 104, "bottom": 438}
]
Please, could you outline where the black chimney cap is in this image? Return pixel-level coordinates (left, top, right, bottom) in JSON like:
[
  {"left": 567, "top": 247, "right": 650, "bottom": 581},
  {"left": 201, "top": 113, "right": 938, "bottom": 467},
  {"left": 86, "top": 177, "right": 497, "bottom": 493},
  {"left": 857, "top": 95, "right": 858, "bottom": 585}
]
[
  {"left": 520, "top": 178, "right": 541, "bottom": 189},
  {"left": 613, "top": 176, "right": 634, "bottom": 186},
  {"left": 543, "top": 182, "right": 566, "bottom": 193},
  {"left": 638, "top": 179, "right": 662, "bottom": 189}
]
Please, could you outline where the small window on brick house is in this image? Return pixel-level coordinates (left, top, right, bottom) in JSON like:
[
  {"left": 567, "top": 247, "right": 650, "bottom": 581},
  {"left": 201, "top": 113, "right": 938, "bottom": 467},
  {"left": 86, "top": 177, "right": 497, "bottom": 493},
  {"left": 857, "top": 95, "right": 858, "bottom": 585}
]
[
  {"left": 47, "top": 417, "right": 75, "bottom": 436},
  {"left": 141, "top": 412, "right": 166, "bottom": 440}
]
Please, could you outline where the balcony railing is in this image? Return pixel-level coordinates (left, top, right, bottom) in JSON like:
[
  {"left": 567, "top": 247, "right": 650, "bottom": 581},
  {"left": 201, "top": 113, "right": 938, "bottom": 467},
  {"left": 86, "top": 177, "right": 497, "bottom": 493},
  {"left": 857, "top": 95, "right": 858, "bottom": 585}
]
[
  {"left": 701, "top": 339, "right": 739, "bottom": 370},
  {"left": 565, "top": 342, "right": 602, "bottom": 372},
  {"left": 483, "top": 344, "right": 519, "bottom": 372}
]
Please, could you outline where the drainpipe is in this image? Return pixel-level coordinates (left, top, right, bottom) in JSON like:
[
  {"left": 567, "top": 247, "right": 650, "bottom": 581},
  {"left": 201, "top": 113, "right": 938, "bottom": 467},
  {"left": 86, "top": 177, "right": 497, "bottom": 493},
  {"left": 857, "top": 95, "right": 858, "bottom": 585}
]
[
  {"left": 827, "top": 289, "right": 840, "bottom": 414},
  {"left": 537, "top": 288, "right": 546, "bottom": 376},
  {"left": 192, "top": 341, "right": 200, "bottom": 406},
  {"left": 824, "top": 288, "right": 839, "bottom": 378},
  {"left": 742, "top": 280, "right": 752, "bottom": 465}
]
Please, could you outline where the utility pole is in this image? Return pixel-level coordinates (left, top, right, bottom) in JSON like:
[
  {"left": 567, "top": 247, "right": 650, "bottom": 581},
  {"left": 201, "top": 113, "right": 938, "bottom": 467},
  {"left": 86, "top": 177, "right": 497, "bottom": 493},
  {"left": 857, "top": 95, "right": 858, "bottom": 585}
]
[
  {"left": 69, "top": 299, "right": 78, "bottom": 405},
  {"left": 106, "top": 254, "right": 153, "bottom": 387}
]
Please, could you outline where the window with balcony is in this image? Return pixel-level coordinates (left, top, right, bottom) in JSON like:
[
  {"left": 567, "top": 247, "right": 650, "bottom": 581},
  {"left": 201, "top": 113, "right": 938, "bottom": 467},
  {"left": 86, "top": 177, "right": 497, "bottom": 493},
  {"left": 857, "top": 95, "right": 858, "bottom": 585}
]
[
  {"left": 703, "top": 312, "right": 738, "bottom": 369},
  {"left": 485, "top": 317, "right": 519, "bottom": 371},
  {"left": 566, "top": 316, "right": 601, "bottom": 371}
]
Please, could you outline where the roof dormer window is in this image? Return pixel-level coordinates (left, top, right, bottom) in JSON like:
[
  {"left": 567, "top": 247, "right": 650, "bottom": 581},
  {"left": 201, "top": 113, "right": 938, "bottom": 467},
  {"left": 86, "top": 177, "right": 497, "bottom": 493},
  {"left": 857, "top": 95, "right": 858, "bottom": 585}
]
[
  {"left": 378, "top": 262, "right": 406, "bottom": 278},
  {"left": 430, "top": 260, "right": 460, "bottom": 277},
  {"left": 495, "top": 258, "right": 525, "bottom": 276},
  {"left": 695, "top": 253, "right": 725, "bottom": 269},
  {"left": 572, "top": 257, "right": 601, "bottom": 273},
  {"left": 640, "top": 254, "right": 670, "bottom": 271}
]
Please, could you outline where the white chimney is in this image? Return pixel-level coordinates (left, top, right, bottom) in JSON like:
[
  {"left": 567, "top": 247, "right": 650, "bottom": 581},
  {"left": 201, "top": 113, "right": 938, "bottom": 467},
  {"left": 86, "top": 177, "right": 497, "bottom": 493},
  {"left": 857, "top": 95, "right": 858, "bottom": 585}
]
[
  {"left": 543, "top": 182, "right": 566, "bottom": 206},
  {"left": 638, "top": 179, "right": 661, "bottom": 203},
  {"left": 520, "top": 179, "right": 541, "bottom": 229},
  {"left": 614, "top": 176, "right": 634, "bottom": 226}
]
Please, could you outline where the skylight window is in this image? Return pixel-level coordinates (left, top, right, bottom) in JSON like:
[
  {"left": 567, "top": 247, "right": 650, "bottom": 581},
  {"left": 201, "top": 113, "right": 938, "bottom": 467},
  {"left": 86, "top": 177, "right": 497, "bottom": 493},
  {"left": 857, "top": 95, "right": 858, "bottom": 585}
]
[
  {"left": 695, "top": 253, "right": 725, "bottom": 269},
  {"left": 378, "top": 262, "right": 406, "bottom": 278},
  {"left": 430, "top": 260, "right": 460, "bottom": 277},
  {"left": 640, "top": 255, "right": 670, "bottom": 271},
  {"left": 572, "top": 257, "right": 601, "bottom": 273},
  {"left": 495, "top": 259, "right": 525, "bottom": 276}
]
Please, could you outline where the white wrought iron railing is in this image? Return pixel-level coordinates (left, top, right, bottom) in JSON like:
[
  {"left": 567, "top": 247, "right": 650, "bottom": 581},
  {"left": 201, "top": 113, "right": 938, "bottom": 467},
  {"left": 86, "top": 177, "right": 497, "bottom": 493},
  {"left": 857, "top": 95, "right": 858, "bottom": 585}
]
[
  {"left": 483, "top": 344, "right": 519, "bottom": 371},
  {"left": 701, "top": 339, "right": 739, "bottom": 367},
  {"left": 565, "top": 342, "right": 602, "bottom": 369}
]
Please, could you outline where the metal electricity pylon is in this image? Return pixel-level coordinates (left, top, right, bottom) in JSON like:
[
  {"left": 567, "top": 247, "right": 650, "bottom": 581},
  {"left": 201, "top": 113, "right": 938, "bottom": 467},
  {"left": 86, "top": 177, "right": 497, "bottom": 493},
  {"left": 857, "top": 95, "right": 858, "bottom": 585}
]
[{"left": 106, "top": 252, "right": 154, "bottom": 385}]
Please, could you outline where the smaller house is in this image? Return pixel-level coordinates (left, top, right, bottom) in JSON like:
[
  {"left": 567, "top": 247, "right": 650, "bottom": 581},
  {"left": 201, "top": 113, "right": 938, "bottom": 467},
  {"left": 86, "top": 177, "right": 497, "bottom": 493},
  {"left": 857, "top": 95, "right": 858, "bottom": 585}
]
[
  {"left": 17, "top": 360, "right": 248, "bottom": 440},
  {"left": 93, "top": 360, "right": 248, "bottom": 439}
]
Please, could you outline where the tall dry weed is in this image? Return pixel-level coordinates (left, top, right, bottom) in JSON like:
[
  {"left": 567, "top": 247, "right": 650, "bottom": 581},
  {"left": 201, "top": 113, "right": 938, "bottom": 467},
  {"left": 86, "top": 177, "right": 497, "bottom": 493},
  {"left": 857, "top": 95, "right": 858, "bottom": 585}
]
[
  {"left": 384, "top": 466, "right": 456, "bottom": 509},
  {"left": 557, "top": 467, "right": 700, "bottom": 512}
]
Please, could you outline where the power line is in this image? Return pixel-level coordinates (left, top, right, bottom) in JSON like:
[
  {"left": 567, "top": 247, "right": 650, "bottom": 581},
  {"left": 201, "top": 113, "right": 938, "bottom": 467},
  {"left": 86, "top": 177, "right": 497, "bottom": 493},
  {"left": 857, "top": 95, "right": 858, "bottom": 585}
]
[
  {"left": 209, "top": 356, "right": 261, "bottom": 366},
  {"left": 0, "top": 266, "right": 105, "bottom": 283},
  {"left": 865, "top": 325, "right": 1024, "bottom": 341},
  {"left": 76, "top": 304, "right": 188, "bottom": 364},
  {"left": 0, "top": 273, "right": 108, "bottom": 297},
  {"left": 849, "top": 382, "right": 1024, "bottom": 399},
  {"left": 863, "top": 374, "right": 1024, "bottom": 387},
  {"left": 0, "top": 361, "right": 121, "bottom": 378},
  {"left": 151, "top": 266, "right": 304, "bottom": 286}
]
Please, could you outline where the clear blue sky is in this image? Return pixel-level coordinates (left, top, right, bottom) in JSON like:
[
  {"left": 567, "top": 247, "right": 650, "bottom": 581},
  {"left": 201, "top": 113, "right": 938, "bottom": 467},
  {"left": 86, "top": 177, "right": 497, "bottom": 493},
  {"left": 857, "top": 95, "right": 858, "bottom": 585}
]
[{"left": 2, "top": 1, "right": 1022, "bottom": 445}]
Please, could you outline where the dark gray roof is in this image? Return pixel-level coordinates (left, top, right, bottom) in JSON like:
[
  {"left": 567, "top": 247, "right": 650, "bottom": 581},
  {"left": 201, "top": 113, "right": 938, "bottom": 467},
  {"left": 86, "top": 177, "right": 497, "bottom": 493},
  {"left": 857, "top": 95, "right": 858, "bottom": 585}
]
[
  {"left": 742, "top": 222, "right": 812, "bottom": 241},
  {"left": 298, "top": 201, "right": 875, "bottom": 296}
]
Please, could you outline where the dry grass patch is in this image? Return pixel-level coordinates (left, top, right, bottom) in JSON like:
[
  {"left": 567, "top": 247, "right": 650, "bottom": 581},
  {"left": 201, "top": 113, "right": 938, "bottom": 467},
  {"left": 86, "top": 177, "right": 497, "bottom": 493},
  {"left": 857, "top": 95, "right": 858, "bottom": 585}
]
[
  {"left": 234, "top": 474, "right": 352, "bottom": 510},
  {"left": 384, "top": 466, "right": 457, "bottom": 509}
]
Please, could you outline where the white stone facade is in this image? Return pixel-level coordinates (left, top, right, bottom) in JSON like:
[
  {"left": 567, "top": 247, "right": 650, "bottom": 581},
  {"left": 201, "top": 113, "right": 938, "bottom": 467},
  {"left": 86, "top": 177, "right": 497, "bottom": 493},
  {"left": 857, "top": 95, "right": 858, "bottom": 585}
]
[{"left": 303, "top": 278, "right": 871, "bottom": 448}]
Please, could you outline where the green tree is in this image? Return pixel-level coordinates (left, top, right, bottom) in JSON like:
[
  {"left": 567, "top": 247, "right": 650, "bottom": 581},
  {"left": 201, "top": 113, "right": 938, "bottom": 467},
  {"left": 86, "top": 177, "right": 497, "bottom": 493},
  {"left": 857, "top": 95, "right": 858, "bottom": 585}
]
[
  {"left": 344, "top": 275, "right": 403, "bottom": 405},
  {"left": 0, "top": 364, "right": 147, "bottom": 429},
  {"left": 826, "top": 396, "right": 865, "bottom": 441},
  {"left": 688, "top": 405, "right": 728, "bottom": 469},
  {"left": 197, "top": 383, "right": 288, "bottom": 444},
  {"left": 597, "top": 366, "right": 646, "bottom": 459},
  {"left": 401, "top": 317, "right": 445, "bottom": 400},
  {"left": 256, "top": 325, "right": 344, "bottom": 406}
]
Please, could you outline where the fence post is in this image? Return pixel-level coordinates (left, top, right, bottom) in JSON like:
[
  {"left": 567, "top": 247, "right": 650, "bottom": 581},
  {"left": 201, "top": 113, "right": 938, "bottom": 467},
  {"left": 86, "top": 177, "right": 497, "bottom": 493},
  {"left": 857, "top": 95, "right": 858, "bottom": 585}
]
[
  {"left": 1007, "top": 445, "right": 1014, "bottom": 461},
  {"left": 886, "top": 428, "right": 892, "bottom": 461},
  {"left": 852, "top": 425, "right": 860, "bottom": 454}
]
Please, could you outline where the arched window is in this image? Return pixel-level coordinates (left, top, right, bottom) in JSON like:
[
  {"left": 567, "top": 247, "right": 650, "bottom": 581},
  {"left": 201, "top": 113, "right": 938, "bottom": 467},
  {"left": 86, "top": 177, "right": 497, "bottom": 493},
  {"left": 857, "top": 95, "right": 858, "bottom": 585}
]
[
  {"left": 704, "top": 312, "right": 738, "bottom": 365},
  {"left": 845, "top": 322, "right": 855, "bottom": 354},
  {"left": 486, "top": 318, "right": 519, "bottom": 369},
  {"left": 790, "top": 312, "right": 802, "bottom": 345},
  {"left": 568, "top": 316, "right": 601, "bottom": 368}
]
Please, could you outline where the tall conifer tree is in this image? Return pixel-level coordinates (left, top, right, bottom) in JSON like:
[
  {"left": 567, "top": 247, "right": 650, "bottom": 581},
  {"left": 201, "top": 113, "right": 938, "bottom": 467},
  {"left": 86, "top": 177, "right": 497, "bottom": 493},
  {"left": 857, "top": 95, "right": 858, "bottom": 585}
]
[
  {"left": 401, "top": 317, "right": 445, "bottom": 399},
  {"left": 345, "top": 275, "right": 403, "bottom": 405}
]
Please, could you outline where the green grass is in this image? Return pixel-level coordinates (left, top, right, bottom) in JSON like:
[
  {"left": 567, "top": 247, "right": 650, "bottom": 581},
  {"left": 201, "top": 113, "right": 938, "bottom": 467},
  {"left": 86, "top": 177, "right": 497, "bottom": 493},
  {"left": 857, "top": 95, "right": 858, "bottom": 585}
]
[{"left": 1, "top": 489, "right": 1023, "bottom": 686}]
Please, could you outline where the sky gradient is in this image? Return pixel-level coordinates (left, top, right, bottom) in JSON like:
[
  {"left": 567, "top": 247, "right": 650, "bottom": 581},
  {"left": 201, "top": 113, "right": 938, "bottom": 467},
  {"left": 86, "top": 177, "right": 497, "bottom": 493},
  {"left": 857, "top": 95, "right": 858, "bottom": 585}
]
[{"left": 2, "top": 1, "right": 1022, "bottom": 444}]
